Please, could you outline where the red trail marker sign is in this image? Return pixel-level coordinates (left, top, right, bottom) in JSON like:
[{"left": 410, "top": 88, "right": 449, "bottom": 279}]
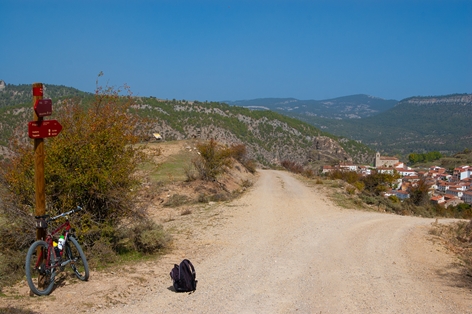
[
  {"left": 34, "top": 99, "right": 52, "bottom": 117},
  {"left": 28, "top": 120, "right": 63, "bottom": 139}
]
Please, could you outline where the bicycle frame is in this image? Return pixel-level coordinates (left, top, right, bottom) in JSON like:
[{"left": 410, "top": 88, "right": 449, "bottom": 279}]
[{"left": 34, "top": 207, "right": 79, "bottom": 273}]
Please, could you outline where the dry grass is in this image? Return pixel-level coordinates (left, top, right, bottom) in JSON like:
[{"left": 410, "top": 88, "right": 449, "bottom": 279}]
[
  {"left": 180, "top": 208, "right": 193, "bottom": 216},
  {"left": 0, "top": 307, "right": 40, "bottom": 314},
  {"left": 139, "top": 140, "right": 202, "bottom": 185},
  {"left": 429, "top": 219, "right": 472, "bottom": 274}
]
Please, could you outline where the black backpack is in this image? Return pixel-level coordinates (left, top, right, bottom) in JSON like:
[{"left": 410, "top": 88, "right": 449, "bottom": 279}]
[{"left": 170, "top": 259, "right": 197, "bottom": 292}]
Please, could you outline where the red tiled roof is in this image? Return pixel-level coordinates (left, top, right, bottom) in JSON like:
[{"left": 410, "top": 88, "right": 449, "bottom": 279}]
[{"left": 380, "top": 156, "right": 398, "bottom": 160}]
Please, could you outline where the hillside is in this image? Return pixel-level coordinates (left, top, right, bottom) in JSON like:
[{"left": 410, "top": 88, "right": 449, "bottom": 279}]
[
  {"left": 0, "top": 81, "right": 90, "bottom": 107},
  {"left": 289, "top": 93, "right": 472, "bottom": 156},
  {"left": 225, "top": 94, "right": 398, "bottom": 119},
  {"left": 439, "top": 148, "right": 472, "bottom": 169},
  {"left": 132, "top": 98, "right": 374, "bottom": 166},
  {"left": 0, "top": 84, "right": 374, "bottom": 167}
]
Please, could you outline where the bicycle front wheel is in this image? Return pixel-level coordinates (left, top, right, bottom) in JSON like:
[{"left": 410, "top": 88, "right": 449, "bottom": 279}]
[
  {"left": 25, "top": 240, "right": 56, "bottom": 296},
  {"left": 65, "top": 236, "right": 89, "bottom": 281}
]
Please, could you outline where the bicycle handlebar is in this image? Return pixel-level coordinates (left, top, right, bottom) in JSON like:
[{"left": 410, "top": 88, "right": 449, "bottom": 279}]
[{"left": 35, "top": 206, "right": 83, "bottom": 222}]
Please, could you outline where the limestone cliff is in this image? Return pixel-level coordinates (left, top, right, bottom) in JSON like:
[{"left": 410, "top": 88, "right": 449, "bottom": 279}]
[{"left": 309, "top": 136, "right": 353, "bottom": 164}]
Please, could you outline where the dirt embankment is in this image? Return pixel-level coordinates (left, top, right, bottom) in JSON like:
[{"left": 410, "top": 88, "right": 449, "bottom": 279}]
[{"left": 2, "top": 170, "right": 472, "bottom": 313}]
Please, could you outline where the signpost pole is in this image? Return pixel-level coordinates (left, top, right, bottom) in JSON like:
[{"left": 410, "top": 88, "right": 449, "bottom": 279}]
[{"left": 32, "top": 82, "right": 46, "bottom": 241}]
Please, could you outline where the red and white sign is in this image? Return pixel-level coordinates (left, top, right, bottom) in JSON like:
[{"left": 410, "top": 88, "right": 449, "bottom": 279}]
[
  {"left": 32, "top": 86, "right": 43, "bottom": 96},
  {"left": 28, "top": 120, "right": 62, "bottom": 139}
]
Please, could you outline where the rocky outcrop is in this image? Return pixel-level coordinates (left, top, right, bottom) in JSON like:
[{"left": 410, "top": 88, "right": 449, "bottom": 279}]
[
  {"left": 309, "top": 136, "right": 352, "bottom": 164},
  {"left": 137, "top": 100, "right": 375, "bottom": 167},
  {"left": 401, "top": 94, "right": 472, "bottom": 106}
]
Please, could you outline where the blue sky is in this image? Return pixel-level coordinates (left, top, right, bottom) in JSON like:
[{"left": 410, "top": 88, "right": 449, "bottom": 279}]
[{"left": 1, "top": 0, "right": 471, "bottom": 101}]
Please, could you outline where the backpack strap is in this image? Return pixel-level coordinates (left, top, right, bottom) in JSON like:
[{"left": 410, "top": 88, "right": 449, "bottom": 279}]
[
  {"left": 181, "top": 259, "right": 197, "bottom": 291},
  {"left": 182, "top": 259, "right": 195, "bottom": 275}
]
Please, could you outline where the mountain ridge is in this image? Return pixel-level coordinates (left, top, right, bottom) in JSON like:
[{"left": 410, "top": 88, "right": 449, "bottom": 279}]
[
  {"left": 224, "top": 94, "right": 398, "bottom": 120},
  {"left": 292, "top": 93, "right": 472, "bottom": 156},
  {"left": 0, "top": 84, "right": 373, "bottom": 168}
]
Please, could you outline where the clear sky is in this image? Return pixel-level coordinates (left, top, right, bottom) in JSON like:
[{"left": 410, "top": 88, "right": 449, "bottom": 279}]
[{"left": 1, "top": 0, "right": 471, "bottom": 102}]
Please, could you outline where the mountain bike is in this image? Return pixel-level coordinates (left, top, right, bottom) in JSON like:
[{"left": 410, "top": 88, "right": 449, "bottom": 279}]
[{"left": 25, "top": 205, "right": 89, "bottom": 296}]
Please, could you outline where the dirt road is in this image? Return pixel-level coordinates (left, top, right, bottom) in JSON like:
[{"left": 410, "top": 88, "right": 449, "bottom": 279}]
[
  {"left": 4, "top": 170, "right": 472, "bottom": 313},
  {"left": 99, "top": 170, "right": 471, "bottom": 313}
]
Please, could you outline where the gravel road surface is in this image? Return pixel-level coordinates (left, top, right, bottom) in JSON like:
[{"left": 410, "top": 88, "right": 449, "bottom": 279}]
[{"left": 97, "top": 170, "right": 472, "bottom": 313}]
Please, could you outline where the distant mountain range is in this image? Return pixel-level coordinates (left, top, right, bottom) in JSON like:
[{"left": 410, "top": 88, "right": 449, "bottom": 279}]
[
  {"left": 262, "top": 94, "right": 472, "bottom": 156},
  {"left": 224, "top": 94, "right": 398, "bottom": 119},
  {"left": 1, "top": 81, "right": 470, "bottom": 159}
]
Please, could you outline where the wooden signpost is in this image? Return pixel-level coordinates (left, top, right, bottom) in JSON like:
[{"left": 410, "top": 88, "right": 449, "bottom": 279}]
[
  {"left": 32, "top": 83, "right": 46, "bottom": 241},
  {"left": 30, "top": 83, "right": 62, "bottom": 241}
]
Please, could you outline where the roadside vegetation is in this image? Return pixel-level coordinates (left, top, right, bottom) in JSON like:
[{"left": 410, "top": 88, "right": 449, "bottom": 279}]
[
  {"left": 0, "top": 83, "right": 169, "bottom": 291},
  {"left": 329, "top": 169, "right": 471, "bottom": 218},
  {"left": 155, "top": 139, "right": 256, "bottom": 208},
  {"left": 191, "top": 140, "right": 256, "bottom": 182},
  {"left": 280, "top": 160, "right": 315, "bottom": 178},
  {"left": 429, "top": 219, "right": 472, "bottom": 275}
]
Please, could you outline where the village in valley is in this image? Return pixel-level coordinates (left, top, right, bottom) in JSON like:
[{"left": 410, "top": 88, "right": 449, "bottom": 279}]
[{"left": 322, "top": 152, "right": 472, "bottom": 207}]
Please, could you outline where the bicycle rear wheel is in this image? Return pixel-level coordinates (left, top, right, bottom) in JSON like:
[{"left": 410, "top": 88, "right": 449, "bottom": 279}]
[
  {"left": 25, "top": 240, "right": 56, "bottom": 296},
  {"left": 65, "top": 236, "right": 89, "bottom": 281}
]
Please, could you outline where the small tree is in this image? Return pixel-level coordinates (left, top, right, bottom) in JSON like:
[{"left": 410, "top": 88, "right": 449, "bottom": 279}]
[
  {"left": 361, "top": 171, "right": 400, "bottom": 196},
  {"left": 1, "top": 82, "right": 156, "bottom": 248},
  {"left": 193, "top": 139, "right": 233, "bottom": 181},
  {"left": 228, "top": 143, "right": 256, "bottom": 174},
  {"left": 408, "top": 179, "right": 431, "bottom": 206}
]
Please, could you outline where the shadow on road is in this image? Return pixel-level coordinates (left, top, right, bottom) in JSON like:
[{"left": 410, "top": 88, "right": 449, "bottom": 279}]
[
  {"left": 435, "top": 261, "right": 472, "bottom": 290},
  {"left": 0, "top": 306, "right": 40, "bottom": 314}
]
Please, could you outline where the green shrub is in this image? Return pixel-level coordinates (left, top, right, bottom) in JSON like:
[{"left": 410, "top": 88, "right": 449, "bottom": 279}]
[
  {"left": 0, "top": 249, "right": 25, "bottom": 291},
  {"left": 193, "top": 139, "right": 233, "bottom": 181},
  {"left": 241, "top": 179, "right": 253, "bottom": 188},
  {"left": 198, "top": 193, "right": 209, "bottom": 203},
  {"left": 209, "top": 192, "right": 230, "bottom": 202},
  {"left": 359, "top": 193, "right": 378, "bottom": 205},
  {"left": 281, "top": 160, "right": 304, "bottom": 174},
  {"left": 346, "top": 186, "right": 356, "bottom": 195},
  {"left": 303, "top": 168, "right": 315, "bottom": 178},
  {"left": 180, "top": 208, "right": 192, "bottom": 215},
  {"left": 184, "top": 163, "right": 199, "bottom": 182},
  {"left": 353, "top": 181, "right": 365, "bottom": 192},
  {"left": 88, "top": 238, "right": 118, "bottom": 267},
  {"left": 242, "top": 159, "right": 257, "bottom": 174},
  {"left": 2, "top": 83, "right": 149, "bottom": 223},
  {"left": 132, "top": 220, "right": 171, "bottom": 254},
  {"left": 0, "top": 306, "right": 39, "bottom": 314},
  {"left": 164, "top": 194, "right": 190, "bottom": 207}
]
